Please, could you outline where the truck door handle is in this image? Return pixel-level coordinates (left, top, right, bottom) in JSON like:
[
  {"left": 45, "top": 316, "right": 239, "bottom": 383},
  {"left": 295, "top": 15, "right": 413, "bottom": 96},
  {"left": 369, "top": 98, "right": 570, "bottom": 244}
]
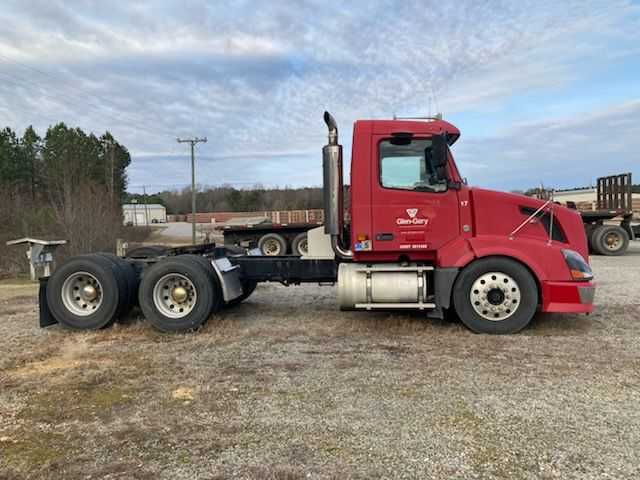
[{"left": 376, "top": 233, "right": 394, "bottom": 241}]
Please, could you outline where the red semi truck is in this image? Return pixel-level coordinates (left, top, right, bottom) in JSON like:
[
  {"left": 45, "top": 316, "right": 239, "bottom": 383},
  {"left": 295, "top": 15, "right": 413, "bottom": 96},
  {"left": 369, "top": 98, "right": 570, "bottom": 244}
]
[{"left": 39, "top": 112, "right": 595, "bottom": 334}]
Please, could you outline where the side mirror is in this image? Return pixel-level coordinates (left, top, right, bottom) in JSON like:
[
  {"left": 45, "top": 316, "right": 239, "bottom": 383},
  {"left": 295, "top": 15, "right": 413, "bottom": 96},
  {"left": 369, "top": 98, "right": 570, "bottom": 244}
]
[{"left": 432, "top": 134, "right": 448, "bottom": 168}]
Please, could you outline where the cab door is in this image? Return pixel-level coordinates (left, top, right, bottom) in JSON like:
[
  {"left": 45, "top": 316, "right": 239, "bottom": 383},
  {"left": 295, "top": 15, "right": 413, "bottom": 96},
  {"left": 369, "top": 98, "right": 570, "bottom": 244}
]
[{"left": 370, "top": 134, "right": 460, "bottom": 255}]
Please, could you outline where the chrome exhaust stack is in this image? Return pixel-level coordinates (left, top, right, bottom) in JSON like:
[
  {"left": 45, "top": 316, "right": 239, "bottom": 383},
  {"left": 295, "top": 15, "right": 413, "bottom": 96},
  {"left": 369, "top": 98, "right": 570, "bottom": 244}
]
[{"left": 323, "top": 111, "right": 352, "bottom": 260}]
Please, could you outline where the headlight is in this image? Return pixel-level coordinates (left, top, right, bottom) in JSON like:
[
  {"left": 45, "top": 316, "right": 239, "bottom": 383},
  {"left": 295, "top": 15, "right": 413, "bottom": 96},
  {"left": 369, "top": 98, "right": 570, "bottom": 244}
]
[{"left": 562, "top": 249, "right": 593, "bottom": 281}]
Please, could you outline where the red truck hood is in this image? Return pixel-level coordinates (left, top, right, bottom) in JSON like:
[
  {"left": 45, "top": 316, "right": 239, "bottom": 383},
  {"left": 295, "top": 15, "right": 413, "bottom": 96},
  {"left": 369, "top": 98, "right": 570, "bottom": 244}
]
[{"left": 469, "top": 187, "right": 589, "bottom": 260}]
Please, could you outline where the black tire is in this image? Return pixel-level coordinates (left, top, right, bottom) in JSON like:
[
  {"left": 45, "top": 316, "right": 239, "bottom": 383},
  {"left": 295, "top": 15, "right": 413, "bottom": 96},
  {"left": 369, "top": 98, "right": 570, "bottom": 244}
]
[
  {"left": 589, "top": 225, "right": 603, "bottom": 254},
  {"left": 125, "top": 245, "right": 169, "bottom": 259},
  {"left": 94, "top": 253, "right": 140, "bottom": 313},
  {"left": 258, "top": 233, "right": 287, "bottom": 256},
  {"left": 226, "top": 279, "right": 257, "bottom": 307},
  {"left": 179, "top": 254, "right": 224, "bottom": 314},
  {"left": 453, "top": 257, "right": 538, "bottom": 334},
  {"left": 138, "top": 256, "right": 218, "bottom": 332},
  {"left": 585, "top": 225, "right": 595, "bottom": 253},
  {"left": 46, "top": 255, "right": 122, "bottom": 330},
  {"left": 292, "top": 232, "right": 309, "bottom": 256},
  {"left": 591, "top": 225, "right": 629, "bottom": 256}
]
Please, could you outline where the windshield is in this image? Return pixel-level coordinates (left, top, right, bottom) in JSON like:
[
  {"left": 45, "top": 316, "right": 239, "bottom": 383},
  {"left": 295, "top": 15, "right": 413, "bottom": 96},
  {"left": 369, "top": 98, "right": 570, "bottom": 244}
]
[{"left": 379, "top": 138, "right": 447, "bottom": 192}]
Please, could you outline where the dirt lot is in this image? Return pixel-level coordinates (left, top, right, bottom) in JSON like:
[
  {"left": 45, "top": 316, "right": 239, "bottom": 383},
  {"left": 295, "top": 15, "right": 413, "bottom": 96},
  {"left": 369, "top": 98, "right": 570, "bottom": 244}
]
[{"left": 1, "top": 245, "right": 639, "bottom": 480}]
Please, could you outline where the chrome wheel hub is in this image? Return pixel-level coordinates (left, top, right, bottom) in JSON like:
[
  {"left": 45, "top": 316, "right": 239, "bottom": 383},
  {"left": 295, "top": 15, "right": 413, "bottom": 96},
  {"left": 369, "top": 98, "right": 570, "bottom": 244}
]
[
  {"left": 263, "top": 239, "right": 282, "bottom": 256},
  {"left": 61, "top": 272, "right": 103, "bottom": 316},
  {"left": 153, "top": 273, "right": 197, "bottom": 319},
  {"left": 470, "top": 272, "right": 521, "bottom": 321}
]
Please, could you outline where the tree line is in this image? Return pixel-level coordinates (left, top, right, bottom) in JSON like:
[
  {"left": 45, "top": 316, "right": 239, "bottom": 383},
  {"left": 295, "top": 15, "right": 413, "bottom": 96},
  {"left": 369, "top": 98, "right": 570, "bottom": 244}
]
[
  {"left": 127, "top": 185, "right": 325, "bottom": 214},
  {"left": 0, "top": 123, "right": 131, "bottom": 276}
]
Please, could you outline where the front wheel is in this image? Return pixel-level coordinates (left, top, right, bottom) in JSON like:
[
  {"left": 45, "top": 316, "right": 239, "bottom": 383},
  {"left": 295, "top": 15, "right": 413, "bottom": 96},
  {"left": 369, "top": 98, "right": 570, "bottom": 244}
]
[{"left": 453, "top": 257, "right": 538, "bottom": 334}]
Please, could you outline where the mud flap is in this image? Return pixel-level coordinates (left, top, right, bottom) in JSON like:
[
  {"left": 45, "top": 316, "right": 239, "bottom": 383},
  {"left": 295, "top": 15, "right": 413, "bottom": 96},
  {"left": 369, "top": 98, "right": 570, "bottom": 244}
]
[
  {"left": 38, "top": 277, "right": 58, "bottom": 328},
  {"left": 210, "top": 257, "right": 243, "bottom": 302}
]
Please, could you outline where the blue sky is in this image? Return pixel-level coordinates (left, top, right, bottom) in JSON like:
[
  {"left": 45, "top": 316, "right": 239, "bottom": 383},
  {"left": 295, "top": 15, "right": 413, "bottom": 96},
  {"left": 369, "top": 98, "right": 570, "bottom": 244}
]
[{"left": 0, "top": 0, "right": 638, "bottom": 194}]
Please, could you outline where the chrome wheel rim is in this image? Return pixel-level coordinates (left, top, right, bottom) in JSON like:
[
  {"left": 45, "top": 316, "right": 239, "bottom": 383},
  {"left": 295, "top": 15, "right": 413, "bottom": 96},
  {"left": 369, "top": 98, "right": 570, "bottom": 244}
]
[
  {"left": 470, "top": 272, "right": 521, "bottom": 321},
  {"left": 152, "top": 273, "right": 197, "bottom": 319},
  {"left": 262, "top": 239, "right": 282, "bottom": 256},
  {"left": 61, "top": 271, "right": 103, "bottom": 316}
]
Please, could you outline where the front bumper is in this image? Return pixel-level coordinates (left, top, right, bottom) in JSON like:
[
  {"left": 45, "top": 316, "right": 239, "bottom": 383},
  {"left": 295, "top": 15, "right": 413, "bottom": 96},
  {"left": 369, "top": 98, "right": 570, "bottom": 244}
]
[{"left": 541, "top": 280, "right": 595, "bottom": 313}]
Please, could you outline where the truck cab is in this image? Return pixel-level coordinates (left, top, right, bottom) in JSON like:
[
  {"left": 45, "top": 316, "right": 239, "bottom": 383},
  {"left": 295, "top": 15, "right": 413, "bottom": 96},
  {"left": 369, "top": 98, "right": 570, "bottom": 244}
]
[{"left": 322, "top": 112, "right": 595, "bottom": 333}]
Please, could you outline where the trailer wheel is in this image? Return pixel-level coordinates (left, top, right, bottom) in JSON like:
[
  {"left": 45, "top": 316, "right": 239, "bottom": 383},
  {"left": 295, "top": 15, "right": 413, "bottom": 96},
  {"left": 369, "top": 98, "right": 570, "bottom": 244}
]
[
  {"left": 591, "top": 225, "right": 629, "bottom": 256},
  {"left": 258, "top": 233, "right": 287, "bottom": 256},
  {"left": 227, "top": 280, "right": 257, "bottom": 307},
  {"left": 453, "top": 257, "right": 538, "bottom": 334},
  {"left": 292, "top": 232, "right": 309, "bottom": 256},
  {"left": 46, "top": 255, "right": 122, "bottom": 330},
  {"left": 138, "top": 256, "right": 217, "bottom": 332}
]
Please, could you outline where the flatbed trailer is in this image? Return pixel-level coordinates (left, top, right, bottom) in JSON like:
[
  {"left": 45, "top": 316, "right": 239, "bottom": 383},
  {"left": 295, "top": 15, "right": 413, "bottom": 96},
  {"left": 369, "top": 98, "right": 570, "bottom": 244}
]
[
  {"left": 577, "top": 173, "right": 637, "bottom": 256},
  {"left": 221, "top": 222, "right": 318, "bottom": 256},
  {"left": 36, "top": 112, "right": 596, "bottom": 336}
]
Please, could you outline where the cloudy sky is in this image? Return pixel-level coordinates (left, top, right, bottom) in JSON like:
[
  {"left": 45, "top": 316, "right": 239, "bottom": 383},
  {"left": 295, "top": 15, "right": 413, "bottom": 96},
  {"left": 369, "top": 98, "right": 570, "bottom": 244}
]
[{"left": 0, "top": 0, "right": 639, "bottom": 194}]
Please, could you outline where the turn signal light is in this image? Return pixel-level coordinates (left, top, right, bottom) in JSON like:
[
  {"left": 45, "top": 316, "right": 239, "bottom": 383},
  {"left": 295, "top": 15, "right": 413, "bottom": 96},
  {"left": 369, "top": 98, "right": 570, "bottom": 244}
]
[
  {"left": 356, "top": 234, "right": 369, "bottom": 241},
  {"left": 570, "top": 269, "right": 592, "bottom": 280},
  {"left": 562, "top": 249, "right": 593, "bottom": 281}
]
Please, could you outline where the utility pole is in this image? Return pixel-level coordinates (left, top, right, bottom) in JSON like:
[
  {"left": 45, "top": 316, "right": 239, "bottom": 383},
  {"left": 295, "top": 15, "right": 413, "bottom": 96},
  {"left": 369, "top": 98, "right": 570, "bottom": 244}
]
[
  {"left": 177, "top": 137, "right": 207, "bottom": 245},
  {"left": 108, "top": 139, "right": 115, "bottom": 202},
  {"left": 142, "top": 185, "right": 149, "bottom": 226},
  {"left": 131, "top": 198, "right": 138, "bottom": 226}
]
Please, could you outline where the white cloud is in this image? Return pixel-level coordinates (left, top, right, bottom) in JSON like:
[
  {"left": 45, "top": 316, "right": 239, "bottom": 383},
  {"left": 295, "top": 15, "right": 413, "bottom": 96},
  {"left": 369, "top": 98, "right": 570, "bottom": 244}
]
[
  {"left": 455, "top": 100, "right": 640, "bottom": 190},
  {"left": 0, "top": 0, "right": 638, "bottom": 191}
]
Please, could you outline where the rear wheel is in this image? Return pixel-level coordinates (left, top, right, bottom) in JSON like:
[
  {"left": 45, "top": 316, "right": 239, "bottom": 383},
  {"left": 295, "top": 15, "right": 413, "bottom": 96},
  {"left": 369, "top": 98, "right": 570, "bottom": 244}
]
[
  {"left": 138, "top": 256, "right": 219, "bottom": 332},
  {"left": 591, "top": 225, "right": 629, "bottom": 256},
  {"left": 292, "top": 232, "right": 309, "bottom": 256},
  {"left": 258, "top": 233, "right": 287, "bottom": 256},
  {"left": 46, "top": 255, "right": 122, "bottom": 330},
  {"left": 453, "top": 257, "right": 538, "bottom": 334},
  {"left": 180, "top": 254, "right": 224, "bottom": 314}
]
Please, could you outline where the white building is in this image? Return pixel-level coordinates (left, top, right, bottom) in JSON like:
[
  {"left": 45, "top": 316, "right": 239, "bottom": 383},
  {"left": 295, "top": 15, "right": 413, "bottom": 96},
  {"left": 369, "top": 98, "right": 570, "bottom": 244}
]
[{"left": 123, "top": 203, "right": 167, "bottom": 226}]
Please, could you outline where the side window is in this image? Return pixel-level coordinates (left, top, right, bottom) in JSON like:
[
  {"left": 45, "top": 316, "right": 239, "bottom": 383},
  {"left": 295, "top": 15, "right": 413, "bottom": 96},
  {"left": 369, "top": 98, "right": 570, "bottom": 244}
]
[{"left": 379, "top": 138, "right": 446, "bottom": 192}]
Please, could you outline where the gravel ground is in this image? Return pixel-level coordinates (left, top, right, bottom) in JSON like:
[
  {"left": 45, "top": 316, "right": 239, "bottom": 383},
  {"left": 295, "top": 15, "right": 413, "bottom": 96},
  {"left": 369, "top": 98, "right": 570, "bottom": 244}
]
[{"left": 0, "top": 245, "right": 639, "bottom": 479}]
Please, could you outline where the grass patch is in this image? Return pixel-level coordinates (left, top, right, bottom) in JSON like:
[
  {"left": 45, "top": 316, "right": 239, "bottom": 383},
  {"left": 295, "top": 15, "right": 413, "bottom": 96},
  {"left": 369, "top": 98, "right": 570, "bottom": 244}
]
[
  {"left": 0, "top": 276, "right": 34, "bottom": 286},
  {"left": 0, "top": 431, "right": 66, "bottom": 471},
  {"left": 19, "top": 382, "right": 137, "bottom": 424}
]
